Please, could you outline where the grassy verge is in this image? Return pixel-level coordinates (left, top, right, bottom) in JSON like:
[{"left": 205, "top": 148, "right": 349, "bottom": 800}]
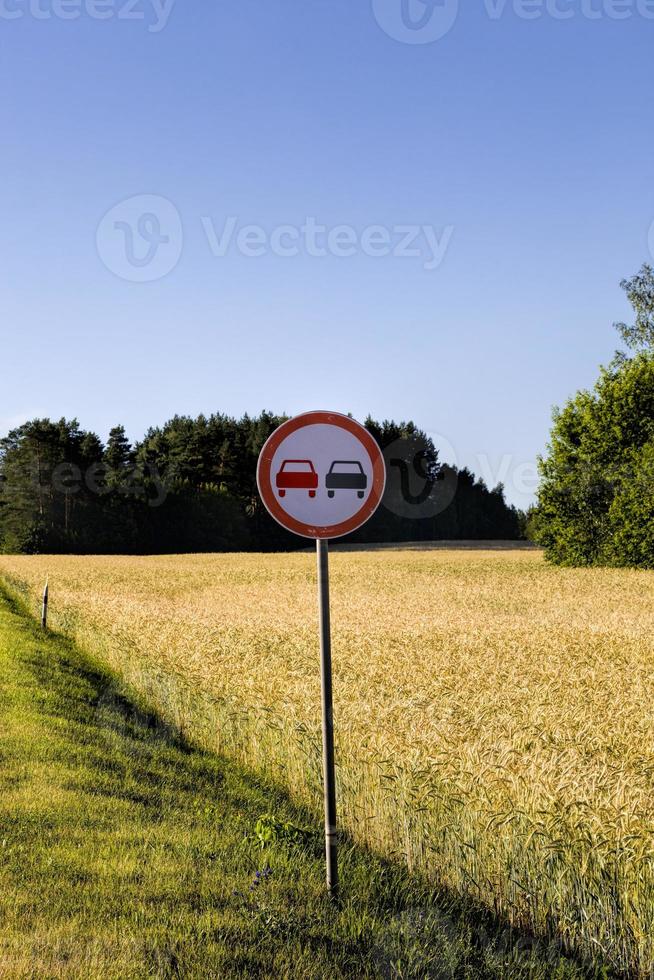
[{"left": 0, "top": 589, "right": 607, "bottom": 979}]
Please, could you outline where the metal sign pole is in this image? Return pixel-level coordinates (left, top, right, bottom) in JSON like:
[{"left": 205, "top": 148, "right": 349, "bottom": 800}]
[{"left": 316, "top": 538, "right": 338, "bottom": 897}]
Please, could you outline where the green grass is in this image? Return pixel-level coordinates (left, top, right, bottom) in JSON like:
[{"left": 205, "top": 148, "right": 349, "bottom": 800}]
[{"left": 0, "top": 589, "right": 610, "bottom": 979}]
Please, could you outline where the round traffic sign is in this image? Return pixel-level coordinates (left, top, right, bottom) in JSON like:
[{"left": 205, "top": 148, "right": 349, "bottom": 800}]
[{"left": 257, "top": 411, "right": 386, "bottom": 539}]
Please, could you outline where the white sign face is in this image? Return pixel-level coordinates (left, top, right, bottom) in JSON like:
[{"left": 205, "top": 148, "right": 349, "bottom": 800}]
[{"left": 257, "top": 411, "right": 386, "bottom": 540}]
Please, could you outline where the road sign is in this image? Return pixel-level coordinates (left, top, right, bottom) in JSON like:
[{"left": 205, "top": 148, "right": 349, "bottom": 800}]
[
  {"left": 256, "top": 411, "right": 386, "bottom": 540},
  {"left": 256, "top": 412, "right": 386, "bottom": 900}
]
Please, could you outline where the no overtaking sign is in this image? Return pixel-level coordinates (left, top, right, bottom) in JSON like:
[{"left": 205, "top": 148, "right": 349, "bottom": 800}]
[{"left": 256, "top": 411, "right": 386, "bottom": 539}]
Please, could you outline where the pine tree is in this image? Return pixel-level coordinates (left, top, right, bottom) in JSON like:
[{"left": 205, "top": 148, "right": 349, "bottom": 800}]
[{"left": 104, "top": 426, "right": 134, "bottom": 487}]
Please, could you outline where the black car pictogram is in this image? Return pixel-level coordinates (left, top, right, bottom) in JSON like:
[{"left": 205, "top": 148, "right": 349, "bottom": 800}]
[{"left": 325, "top": 461, "right": 367, "bottom": 499}]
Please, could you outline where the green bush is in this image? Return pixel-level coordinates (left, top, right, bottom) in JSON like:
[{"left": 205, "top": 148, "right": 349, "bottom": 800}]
[{"left": 534, "top": 265, "right": 654, "bottom": 568}]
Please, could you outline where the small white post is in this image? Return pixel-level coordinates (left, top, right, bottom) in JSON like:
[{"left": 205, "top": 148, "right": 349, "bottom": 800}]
[{"left": 41, "top": 578, "right": 49, "bottom": 630}]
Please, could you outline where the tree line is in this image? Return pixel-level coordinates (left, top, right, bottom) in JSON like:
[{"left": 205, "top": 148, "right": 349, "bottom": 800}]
[{"left": 0, "top": 414, "right": 524, "bottom": 554}]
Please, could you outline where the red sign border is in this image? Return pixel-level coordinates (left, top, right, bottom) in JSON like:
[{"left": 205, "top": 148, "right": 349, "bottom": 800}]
[{"left": 257, "top": 411, "right": 386, "bottom": 540}]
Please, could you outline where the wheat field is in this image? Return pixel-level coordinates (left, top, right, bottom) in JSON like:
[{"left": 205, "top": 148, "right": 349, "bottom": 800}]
[{"left": 1, "top": 549, "right": 652, "bottom": 975}]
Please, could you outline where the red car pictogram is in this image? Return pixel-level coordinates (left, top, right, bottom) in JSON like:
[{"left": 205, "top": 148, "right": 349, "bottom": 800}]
[{"left": 276, "top": 459, "right": 318, "bottom": 498}]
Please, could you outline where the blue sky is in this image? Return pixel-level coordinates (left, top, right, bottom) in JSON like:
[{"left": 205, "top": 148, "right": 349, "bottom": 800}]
[{"left": 2, "top": 0, "right": 653, "bottom": 508}]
